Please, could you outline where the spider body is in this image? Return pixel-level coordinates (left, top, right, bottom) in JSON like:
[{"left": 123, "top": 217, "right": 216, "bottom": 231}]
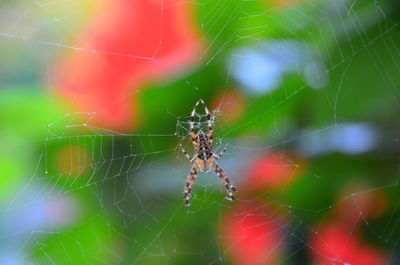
[
  {"left": 179, "top": 99, "right": 236, "bottom": 206},
  {"left": 195, "top": 131, "right": 212, "bottom": 159}
]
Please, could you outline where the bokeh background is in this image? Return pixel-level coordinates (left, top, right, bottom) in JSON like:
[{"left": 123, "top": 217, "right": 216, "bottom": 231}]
[{"left": 1, "top": 0, "right": 400, "bottom": 264}]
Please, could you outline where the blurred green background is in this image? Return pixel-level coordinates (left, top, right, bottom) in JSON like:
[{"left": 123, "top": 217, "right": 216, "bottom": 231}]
[{"left": 1, "top": 0, "right": 400, "bottom": 264}]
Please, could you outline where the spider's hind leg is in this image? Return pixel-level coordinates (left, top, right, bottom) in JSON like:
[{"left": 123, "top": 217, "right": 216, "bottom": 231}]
[
  {"left": 184, "top": 164, "right": 199, "bottom": 206},
  {"left": 212, "top": 161, "right": 236, "bottom": 201}
]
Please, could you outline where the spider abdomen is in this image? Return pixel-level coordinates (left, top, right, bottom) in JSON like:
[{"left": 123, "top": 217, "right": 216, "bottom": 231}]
[{"left": 196, "top": 133, "right": 213, "bottom": 160}]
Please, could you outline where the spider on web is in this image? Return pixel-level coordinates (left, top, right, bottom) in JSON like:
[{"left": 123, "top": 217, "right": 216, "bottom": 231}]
[{"left": 179, "top": 99, "right": 236, "bottom": 206}]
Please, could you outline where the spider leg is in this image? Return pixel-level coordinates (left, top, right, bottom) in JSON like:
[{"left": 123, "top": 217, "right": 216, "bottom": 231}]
[
  {"left": 201, "top": 100, "right": 213, "bottom": 145},
  {"left": 190, "top": 101, "right": 199, "bottom": 147},
  {"left": 213, "top": 144, "right": 228, "bottom": 159},
  {"left": 192, "top": 99, "right": 213, "bottom": 144},
  {"left": 179, "top": 143, "right": 195, "bottom": 163},
  {"left": 212, "top": 161, "right": 236, "bottom": 201},
  {"left": 184, "top": 163, "right": 199, "bottom": 207}
]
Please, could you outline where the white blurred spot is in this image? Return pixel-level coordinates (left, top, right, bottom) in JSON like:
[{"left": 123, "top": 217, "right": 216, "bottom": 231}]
[
  {"left": 328, "top": 124, "right": 377, "bottom": 154},
  {"left": 47, "top": 196, "right": 80, "bottom": 226},
  {"left": 298, "top": 123, "right": 377, "bottom": 156},
  {"left": 231, "top": 50, "right": 282, "bottom": 94},
  {"left": 228, "top": 40, "right": 328, "bottom": 95}
]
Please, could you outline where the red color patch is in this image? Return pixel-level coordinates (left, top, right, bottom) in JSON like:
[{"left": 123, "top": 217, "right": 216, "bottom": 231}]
[
  {"left": 212, "top": 90, "right": 245, "bottom": 125},
  {"left": 243, "top": 154, "right": 301, "bottom": 190},
  {"left": 53, "top": 0, "right": 203, "bottom": 131},
  {"left": 310, "top": 223, "right": 387, "bottom": 265},
  {"left": 220, "top": 203, "right": 283, "bottom": 265}
]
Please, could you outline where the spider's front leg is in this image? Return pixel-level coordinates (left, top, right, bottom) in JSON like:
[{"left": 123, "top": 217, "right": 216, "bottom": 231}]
[
  {"left": 212, "top": 161, "right": 236, "bottom": 201},
  {"left": 191, "top": 99, "right": 213, "bottom": 144},
  {"left": 184, "top": 164, "right": 199, "bottom": 207},
  {"left": 179, "top": 143, "right": 195, "bottom": 162}
]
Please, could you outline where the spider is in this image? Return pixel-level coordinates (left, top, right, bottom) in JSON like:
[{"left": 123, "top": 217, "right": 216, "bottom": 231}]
[{"left": 179, "top": 99, "right": 236, "bottom": 206}]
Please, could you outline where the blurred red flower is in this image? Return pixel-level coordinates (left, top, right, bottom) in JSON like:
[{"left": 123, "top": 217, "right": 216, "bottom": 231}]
[
  {"left": 211, "top": 90, "right": 245, "bottom": 125},
  {"left": 220, "top": 202, "right": 284, "bottom": 265},
  {"left": 334, "top": 184, "right": 388, "bottom": 226},
  {"left": 310, "top": 223, "right": 387, "bottom": 265},
  {"left": 242, "top": 153, "right": 303, "bottom": 191},
  {"left": 53, "top": 0, "right": 203, "bottom": 131}
]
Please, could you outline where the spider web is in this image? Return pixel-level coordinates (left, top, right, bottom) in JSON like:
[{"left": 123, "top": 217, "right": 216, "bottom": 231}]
[{"left": 1, "top": 0, "right": 400, "bottom": 264}]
